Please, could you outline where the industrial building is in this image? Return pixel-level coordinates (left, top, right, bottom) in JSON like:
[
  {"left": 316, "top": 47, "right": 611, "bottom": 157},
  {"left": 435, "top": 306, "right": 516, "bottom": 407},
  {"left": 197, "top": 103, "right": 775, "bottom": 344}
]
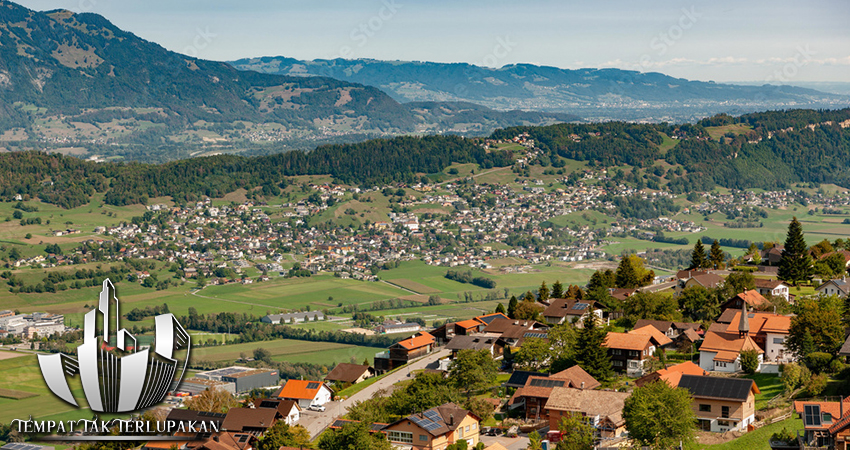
[{"left": 195, "top": 366, "right": 280, "bottom": 393}]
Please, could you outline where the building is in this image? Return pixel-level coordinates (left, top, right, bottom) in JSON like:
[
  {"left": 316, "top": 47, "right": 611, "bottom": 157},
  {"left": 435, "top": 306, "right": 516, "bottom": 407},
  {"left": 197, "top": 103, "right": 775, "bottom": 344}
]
[
  {"left": 699, "top": 306, "right": 766, "bottom": 372},
  {"left": 603, "top": 332, "right": 655, "bottom": 376},
  {"left": 374, "top": 321, "right": 421, "bottom": 335},
  {"left": 720, "top": 290, "right": 770, "bottom": 311},
  {"left": 544, "top": 387, "right": 631, "bottom": 439},
  {"left": 324, "top": 363, "right": 375, "bottom": 386},
  {"left": 508, "top": 366, "right": 600, "bottom": 421},
  {"left": 382, "top": 403, "right": 480, "bottom": 449},
  {"left": 754, "top": 279, "right": 790, "bottom": 302},
  {"left": 679, "top": 375, "right": 759, "bottom": 433},
  {"left": 195, "top": 367, "right": 279, "bottom": 393},
  {"left": 251, "top": 398, "right": 301, "bottom": 426},
  {"left": 817, "top": 279, "right": 850, "bottom": 298},
  {"left": 445, "top": 334, "right": 505, "bottom": 358},
  {"left": 275, "top": 380, "right": 333, "bottom": 408},
  {"left": 375, "top": 331, "right": 436, "bottom": 373},
  {"left": 179, "top": 377, "right": 237, "bottom": 396},
  {"left": 166, "top": 409, "right": 227, "bottom": 431},
  {"left": 260, "top": 311, "right": 325, "bottom": 324},
  {"left": 635, "top": 361, "right": 708, "bottom": 387},
  {"left": 481, "top": 318, "right": 547, "bottom": 347},
  {"left": 723, "top": 309, "right": 792, "bottom": 363},
  {"left": 221, "top": 408, "right": 277, "bottom": 434},
  {"left": 542, "top": 299, "right": 604, "bottom": 326},
  {"left": 802, "top": 398, "right": 850, "bottom": 449},
  {"left": 676, "top": 273, "right": 725, "bottom": 295}
]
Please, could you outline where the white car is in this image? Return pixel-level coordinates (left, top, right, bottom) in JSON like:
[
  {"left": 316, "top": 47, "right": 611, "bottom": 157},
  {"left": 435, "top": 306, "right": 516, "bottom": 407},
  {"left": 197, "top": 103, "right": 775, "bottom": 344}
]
[{"left": 308, "top": 404, "right": 326, "bottom": 412}]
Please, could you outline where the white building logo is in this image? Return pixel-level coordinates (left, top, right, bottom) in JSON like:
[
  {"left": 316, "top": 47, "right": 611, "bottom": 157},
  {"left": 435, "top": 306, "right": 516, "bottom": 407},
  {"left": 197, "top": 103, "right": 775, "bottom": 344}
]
[{"left": 38, "top": 280, "right": 191, "bottom": 412}]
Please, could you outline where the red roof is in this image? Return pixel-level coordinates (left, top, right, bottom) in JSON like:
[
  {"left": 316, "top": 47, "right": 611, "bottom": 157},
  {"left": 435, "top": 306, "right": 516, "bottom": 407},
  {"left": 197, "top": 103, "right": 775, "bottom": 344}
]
[
  {"left": 277, "top": 380, "right": 325, "bottom": 400},
  {"left": 455, "top": 319, "right": 482, "bottom": 330},
  {"left": 397, "top": 332, "right": 435, "bottom": 350}
]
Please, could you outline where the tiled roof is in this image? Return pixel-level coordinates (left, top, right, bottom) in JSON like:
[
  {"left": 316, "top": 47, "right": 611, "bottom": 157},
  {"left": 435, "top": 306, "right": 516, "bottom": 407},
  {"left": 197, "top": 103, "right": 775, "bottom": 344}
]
[
  {"left": 276, "top": 379, "right": 325, "bottom": 400},
  {"left": 455, "top": 319, "right": 482, "bottom": 329},
  {"left": 550, "top": 365, "right": 601, "bottom": 390},
  {"left": 754, "top": 278, "right": 785, "bottom": 289},
  {"left": 445, "top": 334, "right": 502, "bottom": 351},
  {"left": 700, "top": 331, "right": 763, "bottom": 354},
  {"left": 637, "top": 361, "right": 707, "bottom": 387},
  {"left": 543, "top": 299, "right": 598, "bottom": 318},
  {"left": 629, "top": 325, "right": 673, "bottom": 347},
  {"left": 604, "top": 332, "right": 651, "bottom": 351},
  {"left": 725, "top": 312, "right": 791, "bottom": 335},
  {"left": 633, "top": 319, "right": 673, "bottom": 334},
  {"left": 545, "top": 387, "right": 630, "bottom": 426},
  {"left": 325, "top": 363, "right": 371, "bottom": 383},
  {"left": 388, "top": 403, "right": 474, "bottom": 437},
  {"left": 795, "top": 400, "right": 848, "bottom": 431},
  {"left": 396, "top": 332, "right": 435, "bottom": 350},
  {"left": 689, "top": 273, "right": 725, "bottom": 288},
  {"left": 221, "top": 408, "right": 277, "bottom": 432},
  {"left": 727, "top": 290, "right": 770, "bottom": 309}
]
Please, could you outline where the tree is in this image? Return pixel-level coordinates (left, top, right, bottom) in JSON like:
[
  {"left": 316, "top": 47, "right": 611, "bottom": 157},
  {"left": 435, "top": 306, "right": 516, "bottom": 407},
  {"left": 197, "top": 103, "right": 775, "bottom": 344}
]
[
  {"left": 449, "top": 349, "right": 498, "bottom": 398},
  {"left": 495, "top": 302, "right": 506, "bottom": 315},
  {"left": 709, "top": 240, "right": 725, "bottom": 269},
  {"left": 623, "top": 381, "right": 696, "bottom": 449},
  {"left": 256, "top": 421, "right": 311, "bottom": 450},
  {"left": 787, "top": 296, "right": 844, "bottom": 358},
  {"left": 551, "top": 280, "right": 564, "bottom": 299},
  {"left": 538, "top": 281, "right": 550, "bottom": 303},
  {"left": 624, "top": 292, "right": 681, "bottom": 326},
  {"left": 555, "top": 412, "right": 596, "bottom": 450},
  {"left": 512, "top": 337, "right": 551, "bottom": 371},
  {"left": 507, "top": 295, "right": 518, "bottom": 319},
  {"left": 810, "top": 239, "right": 835, "bottom": 259},
  {"left": 253, "top": 347, "right": 272, "bottom": 363},
  {"left": 690, "top": 240, "right": 708, "bottom": 270},
  {"left": 780, "top": 363, "right": 808, "bottom": 393},
  {"left": 184, "top": 387, "right": 238, "bottom": 413},
  {"left": 778, "top": 217, "right": 812, "bottom": 285},
  {"left": 615, "top": 255, "right": 654, "bottom": 289},
  {"left": 724, "top": 271, "right": 755, "bottom": 295},
  {"left": 565, "top": 285, "right": 584, "bottom": 300},
  {"left": 678, "top": 286, "right": 719, "bottom": 322},
  {"left": 740, "top": 349, "right": 760, "bottom": 374},
  {"left": 572, "top": 314, "right": 613, "bottom": 382},
  {"left": 318, "top": 421, "right": 392, "bottom": 450},
  {"left": 513, "top": 301, "right": 543, "bottom": 321},
  {"left": 527, "top": 431, "right": 544, "bottom": 450}
]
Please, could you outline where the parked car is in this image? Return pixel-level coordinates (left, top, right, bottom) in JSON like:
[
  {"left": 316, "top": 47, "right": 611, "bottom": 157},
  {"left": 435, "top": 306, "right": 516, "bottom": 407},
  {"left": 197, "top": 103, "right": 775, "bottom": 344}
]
[{"left": 308, "top": 404, "right": 326, "bottom": 412}]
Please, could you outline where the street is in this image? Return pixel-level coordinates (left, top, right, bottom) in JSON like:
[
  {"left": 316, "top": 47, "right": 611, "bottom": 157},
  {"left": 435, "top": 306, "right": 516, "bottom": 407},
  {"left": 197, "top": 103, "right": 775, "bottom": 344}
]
[{"left": 300, "top": 349, "right": 451, "bottom": 439}]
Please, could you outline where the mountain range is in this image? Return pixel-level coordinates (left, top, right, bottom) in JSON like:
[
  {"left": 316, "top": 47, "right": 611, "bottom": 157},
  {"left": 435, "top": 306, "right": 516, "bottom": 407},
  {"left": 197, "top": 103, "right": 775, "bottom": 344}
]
[
  {"left": 0, "top": 0, "right": 570, "bottom": 161},
  {"left": 230, "top": 57, "right": 850, "bottom": 122}
]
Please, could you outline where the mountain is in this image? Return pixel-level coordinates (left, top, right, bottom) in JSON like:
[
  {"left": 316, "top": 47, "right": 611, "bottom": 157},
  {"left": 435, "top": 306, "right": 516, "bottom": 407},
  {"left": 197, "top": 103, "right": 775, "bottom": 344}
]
[
  {"left": 229, "top": 57, "right": 850, "bottom": 122},
  {"left": 0, "top": 1, "right": 571, "bottom": 162}
]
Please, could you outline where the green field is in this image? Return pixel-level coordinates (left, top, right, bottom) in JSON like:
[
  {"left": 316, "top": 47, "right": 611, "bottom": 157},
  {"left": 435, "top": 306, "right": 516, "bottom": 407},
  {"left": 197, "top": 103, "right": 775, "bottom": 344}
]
[
  {"left": 688, "top": 417, "right": 803, "bottom": 450},
  {"left": 191, "top": 338, "right": 379, "bottom": 369}
]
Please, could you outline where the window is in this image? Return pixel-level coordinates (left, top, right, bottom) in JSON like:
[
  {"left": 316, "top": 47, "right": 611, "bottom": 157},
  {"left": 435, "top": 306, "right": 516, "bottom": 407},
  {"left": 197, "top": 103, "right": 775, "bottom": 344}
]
[
  {"left": 419, "top": 435, "right": 428, "bottom": 442},
  {"left": 612, "top": 349, "right": 622, "bottom": 355},
  {"left": 388, "top": 431, "right": 413, "bottom": 444},
  {"left": 721, "top": 406, "right": 730, "bottom": 419},
  {"left": 773, "top": 337, "right": 785, "bottom": 344},
  {"left": 612, "top": 360, "right": 623, "bottom": 367},
  {"left": 465, "top": 426, "right": 470, "bottom": 434},
  {"left": 699, "top": 404, "right": 711, "bottom": 412}
]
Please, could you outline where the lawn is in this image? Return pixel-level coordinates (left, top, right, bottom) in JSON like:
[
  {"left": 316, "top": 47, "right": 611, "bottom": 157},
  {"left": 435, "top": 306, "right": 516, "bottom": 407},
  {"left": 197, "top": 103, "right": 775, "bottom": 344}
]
[
  {"left": 190, "top": 338, "right": 380, "bottom": 369},
  {"left": 741, "top": 374, "right": 784, "bottom": 410},
  {"left": 688, "top": 417, "right": 803, "bottom": 450}
]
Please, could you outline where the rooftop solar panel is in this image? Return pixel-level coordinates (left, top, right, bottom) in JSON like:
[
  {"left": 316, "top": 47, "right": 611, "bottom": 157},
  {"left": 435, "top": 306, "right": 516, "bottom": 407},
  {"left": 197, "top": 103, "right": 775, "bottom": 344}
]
[
  {"left": 573, "top": 303, "right": 589, "bottom": 310},
  {"left": 424, "top": 410, "right": 442, "bottom": 421},
  {"left": 306, "top": 382, "right": 320, "bottom": 389}
]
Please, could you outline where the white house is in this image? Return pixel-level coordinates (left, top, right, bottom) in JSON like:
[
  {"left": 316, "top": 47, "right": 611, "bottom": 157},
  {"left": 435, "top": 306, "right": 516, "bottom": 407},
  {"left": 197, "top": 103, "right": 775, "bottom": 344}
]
[{"left": 276, "top": 380, "right": 333, "bottom": 408}]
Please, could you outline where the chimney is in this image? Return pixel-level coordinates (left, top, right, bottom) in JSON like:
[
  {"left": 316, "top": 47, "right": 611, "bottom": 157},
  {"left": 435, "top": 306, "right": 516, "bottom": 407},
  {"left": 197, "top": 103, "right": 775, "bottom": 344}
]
[
  {"left": 738, "top": 303, "right": 750, "bottom": 338},
  {"left": 213, "top": 436, "right": 220, "bottom": 442},
  {"left": 449, "top": 414, "right": 454, "bottom": 426},
  {"left": 580, "top": 382, "right": 585, "bottom": 390}
]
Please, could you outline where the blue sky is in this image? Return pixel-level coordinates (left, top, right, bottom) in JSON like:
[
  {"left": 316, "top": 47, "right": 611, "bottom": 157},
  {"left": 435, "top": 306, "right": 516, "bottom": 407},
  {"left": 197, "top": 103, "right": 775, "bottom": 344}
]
[{"left": 13, "top": 0, "right": 850, "bottom": 82}]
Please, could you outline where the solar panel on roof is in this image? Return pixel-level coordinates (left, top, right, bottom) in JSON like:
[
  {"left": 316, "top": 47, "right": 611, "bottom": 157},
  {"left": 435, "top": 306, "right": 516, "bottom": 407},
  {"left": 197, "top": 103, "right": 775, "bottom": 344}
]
[
  {"left": 259, "top": 400, "right": 277, "bottom": 408},
  {"left": 237, "top": 435, "right": 249, "bottom": 443},
  {"left": 529, "top": 378, "right": 566, "bottom": 388},
  {"left": 306, "top": 382, "right": 320, "bottom": 389},
  {"left": 424, "top": 422, "right": 443, "bottom": 431},
  {"left": 573, "top": 303, "right": 589, "bottom": 310},
  {"left": 524, "top": 332, "right": 548, "bottom": 338},
  {"left": 424, "top": 410, "right": 442, "bottom": 421}
]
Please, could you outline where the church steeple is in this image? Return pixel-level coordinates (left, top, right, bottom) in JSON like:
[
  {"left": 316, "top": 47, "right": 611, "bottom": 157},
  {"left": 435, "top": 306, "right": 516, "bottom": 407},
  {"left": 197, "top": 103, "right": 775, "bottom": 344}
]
[{"left": 739, "top": 303, "right": 750, "bottom": 338}]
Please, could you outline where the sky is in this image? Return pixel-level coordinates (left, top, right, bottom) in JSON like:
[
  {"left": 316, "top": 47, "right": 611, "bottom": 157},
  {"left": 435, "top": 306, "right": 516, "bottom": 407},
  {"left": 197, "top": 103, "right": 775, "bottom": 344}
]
[{"left": 12, "top": 0, "right": 850, "bottom": 83}]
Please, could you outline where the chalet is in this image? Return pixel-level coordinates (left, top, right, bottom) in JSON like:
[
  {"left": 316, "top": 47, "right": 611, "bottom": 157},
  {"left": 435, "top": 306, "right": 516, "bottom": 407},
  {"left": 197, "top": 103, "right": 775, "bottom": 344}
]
[
  {"left": 754, "top": 279, "right": 790, "bottom": 301},
  {"left": 816, "top": 279, "right": 850, "bottom": 298},
  {"left": 632, "top": 319, "right": 676, "bottom": 338},
  {"left": 324, "top": 363, "right": 375, "bottom": 386},
  {"left": 604, "top": 332, "right": 655, "bottom": 376},
  {"left": 723, "top": 309, "right": 792, "bottom": 363},
  {"left": 635, "top": 361, "right": 707, "bottom": 387},
  {"left": 679, "top": 375, "right": 759, "bottom": 433},
  {"left": 542, "top": 299, "right": 604, "bottom": 326},
  {"left": 698, "top": 308, "right": 764, "bottom": 372},
  {"left": 481, "top": 318, "right": 547, "bottom": 347},
  {"left": 760, "top": 245, "right": 785, "bottom": 266},
  {"left": 275, "top": 380, "right": 333, "bottom": 408},
  {"left": 794, "top": 399, "right": 848, "bottom": 448},
  {"left": 629, "top": 325, "right": 674, "bottom": 350},
  {"left": 382, "top": 403, "right": 480, "bottom": 449},
  {"left": 676, "top": 273, "right": 725, "bottom": 296},
  {"left": 545, "top": 387, "right": 631, "bottom": 439},
  {"left": 375, "top": 331, "right": 436, "bottom": 373},
  {"left": 720, "top": 290, "right": 770, "bottom": 311},
  {"left": 508, "top": 366, "right": 600, "bottom": 421},
  {"left": 251, "top": 398, "right": 301, "bottom": 426}
]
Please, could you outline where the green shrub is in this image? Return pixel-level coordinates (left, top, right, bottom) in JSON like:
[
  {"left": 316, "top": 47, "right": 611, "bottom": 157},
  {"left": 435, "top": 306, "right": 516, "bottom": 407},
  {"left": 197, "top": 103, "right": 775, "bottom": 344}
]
[
  {"left": 805, "top": 352, "right": 833, "bottom": 374},
  {"left": 805, "top": 373, "right": 828, "bottom": 397},
  {"left": 770, "top": 427, "right": 796, "bottom": 445}
]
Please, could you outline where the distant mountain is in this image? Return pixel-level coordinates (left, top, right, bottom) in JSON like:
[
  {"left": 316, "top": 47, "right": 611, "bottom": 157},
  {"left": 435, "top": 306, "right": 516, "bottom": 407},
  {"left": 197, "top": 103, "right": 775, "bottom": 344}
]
[
  {"left": 0, "top": 1, "right": 570, "bottom": 161},
  {"left": 230, "top": 57, "right": 850, "bottom": 122}
]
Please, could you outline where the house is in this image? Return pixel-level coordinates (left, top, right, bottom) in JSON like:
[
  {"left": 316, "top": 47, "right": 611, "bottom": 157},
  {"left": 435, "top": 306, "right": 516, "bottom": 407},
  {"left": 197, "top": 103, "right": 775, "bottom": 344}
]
[
  {"left": 698, "top": 308, "right": 764, "bottom": 372},
  {"left": 603, "top": 332, "right": 655, "bottom": 376},
  {"left": 325, "top": 363, "right": 375, "bottom": 386},
  {"left": 382, "top": 403, "right": 480, "bottom": 449},
  {"left": 374, "top": 321, "right": 421, "bottom": 335},
  {"left": 720, "top": 290, "right": 770, "bottom": 311},
  {"left": 635, "top": 361, "right": 708, "bottom": 387},
  {"left": 794, "top": 399, "right": 849, "bottom": 448},
  {"left": 431, "top": 320, "right": 485, "bottom": 344},
  {"left": 544, "top": 387, "right": 631, "bottom": 439},
  {"left": 754, "top": 279, "right": 790, "bottom": 302},
  {"left": 542, "top": 299, "right": 604, "bottom": 326},
  {"left": 505, "top": 370, "right": 549, "bottom": 389},
  {"left": 723, "top": 309, "right": 792, "bottom": 363},
  {"left": 509, "top": 366, "right": 600, "bottom": 421},
  {"left": 445, "top": 334, "right": 505, "bottom": 358},
  {"left": 629, "top": 325, "right": 674, "bottom": 350},
  {"left": 761, "top": 245, "right": 785, "bottom": 266},
  {"left": 261, "top": 311, "right": 324, "bottom": 324},
  {"left": 375, "top": 331, "right": 436, "bottom": 373},
  {"left": 816, "top": 279, "right": 850, "bottom": 298},
  {"left": 275, "top": 380, "right": 333, "bottom": 408},
  {"left": 221, "top": 408, "right": 278, "bottom": 434},
  {"left": 676, "top": 273, "right": 725, "bottom": 295},
  {"left": 251, "top": 398, "right": 301, "bottom": 426},
  {"left": 633, "top": 319, "right": 676, "bottom": 338},
  {"left": 481, "top": 318, "right": 547, "bottom": 347},
  {"left": 679, "top": 375, "right": 759, "bottom": 432}
]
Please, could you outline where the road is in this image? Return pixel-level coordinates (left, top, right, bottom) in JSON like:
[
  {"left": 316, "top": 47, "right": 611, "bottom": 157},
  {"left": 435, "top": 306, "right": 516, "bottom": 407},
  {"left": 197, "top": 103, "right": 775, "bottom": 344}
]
[{"left": 301, "top": 349, "right": 451, "bottom": 439}]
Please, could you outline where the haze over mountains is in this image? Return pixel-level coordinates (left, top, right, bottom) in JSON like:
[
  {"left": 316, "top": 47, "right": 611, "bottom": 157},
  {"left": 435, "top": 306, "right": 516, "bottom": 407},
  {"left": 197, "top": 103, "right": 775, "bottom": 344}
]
[
  {"left": 0, "top": 0, "right": 569, "bottom": 161},
  {"left": 230, "top": 57, "right": 850, "bottom": 122}
]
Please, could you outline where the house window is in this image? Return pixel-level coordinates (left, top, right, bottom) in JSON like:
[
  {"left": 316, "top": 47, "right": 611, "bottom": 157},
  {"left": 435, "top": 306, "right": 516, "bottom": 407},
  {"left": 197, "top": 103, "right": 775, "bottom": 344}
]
[
  {"left": 721, "top": 406, "right": 730, "bottom": 419},
  {"left": 388, "top": 431, "right": 413, "bottom": 444},
  {"left": 465, "top": 426, "right": 470, "bottom": 434},
  {"left": 716, "top": 362, "right": 727, "bottom": 368},
  {"left": 613, "top": 360, "right": 623, "bottom": 367},
  {"left": 629, "top": 351, "right": 640, "bottom": 358},
  {"left": 699, "top": 404, "right": 711, "bottom": 412},
  {"left": 773, "top": 337, "right": 785, "bottom": 344},
  {"left": 612, "top": 349, "right": 622, "bottom": 355},
  {"left": 419, "top": 435, "right": 428, "bottom": 442}
]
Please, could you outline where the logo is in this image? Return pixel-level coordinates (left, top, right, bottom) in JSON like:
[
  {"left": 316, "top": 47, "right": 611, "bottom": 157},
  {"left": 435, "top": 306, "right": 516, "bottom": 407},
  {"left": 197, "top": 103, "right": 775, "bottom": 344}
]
[{"left": 38, "top": 280, "right": 191, "bottom": 413}]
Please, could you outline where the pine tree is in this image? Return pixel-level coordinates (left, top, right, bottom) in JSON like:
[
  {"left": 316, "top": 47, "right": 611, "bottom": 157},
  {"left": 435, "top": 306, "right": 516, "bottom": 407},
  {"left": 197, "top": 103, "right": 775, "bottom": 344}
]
[
  {"left": 690, "top": 240, "right": 708, "bottom": 269},
  {"left": 538, "top": 282, "right": 550, "bottom": 303},
  {"left": 551, "top": 280, "right": 564, "bottom": 299},
  {"left": 573, "top": 314, "right": 613, "bottom": 382},
  {"left": 523, "top": 291, "right": 536, "bottom": 302},
  {"left": 778, "top": 217, "right": 812, "bottom": 286},
  {"left": 507, "top": 296, "right": 518, "bottom": 319},
  {"left": 709, "top": 240, "right": 724, "bottom": 269},
  {"left": 495, "top": 303, "right": 506, "bottom": 315}
]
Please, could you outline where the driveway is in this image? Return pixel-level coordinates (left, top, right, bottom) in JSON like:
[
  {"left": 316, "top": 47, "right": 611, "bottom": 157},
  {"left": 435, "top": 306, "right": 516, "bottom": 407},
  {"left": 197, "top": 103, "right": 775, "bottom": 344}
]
[{"left": 301, "top": 349, "right": 451, "bottom": 439}]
